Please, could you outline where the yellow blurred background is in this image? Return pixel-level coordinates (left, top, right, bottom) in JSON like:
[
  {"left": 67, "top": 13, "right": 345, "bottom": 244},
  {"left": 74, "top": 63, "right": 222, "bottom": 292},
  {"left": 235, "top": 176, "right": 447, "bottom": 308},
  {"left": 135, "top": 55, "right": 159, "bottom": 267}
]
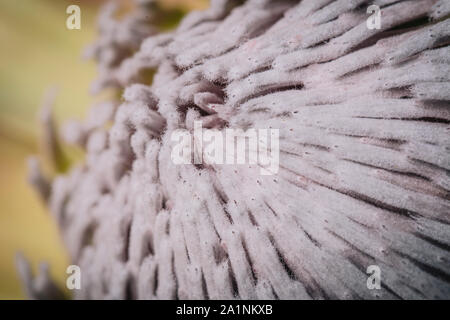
[{"left": 0, "top": 0, "right": 207, "bottom": 299}]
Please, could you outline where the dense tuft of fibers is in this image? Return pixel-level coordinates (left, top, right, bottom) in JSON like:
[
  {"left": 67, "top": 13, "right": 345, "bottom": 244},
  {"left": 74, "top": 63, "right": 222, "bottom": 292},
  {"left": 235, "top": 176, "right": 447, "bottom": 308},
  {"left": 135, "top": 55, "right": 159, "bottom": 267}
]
[{"left": 23, "top": 0, "right": 449, "bottom": 299}]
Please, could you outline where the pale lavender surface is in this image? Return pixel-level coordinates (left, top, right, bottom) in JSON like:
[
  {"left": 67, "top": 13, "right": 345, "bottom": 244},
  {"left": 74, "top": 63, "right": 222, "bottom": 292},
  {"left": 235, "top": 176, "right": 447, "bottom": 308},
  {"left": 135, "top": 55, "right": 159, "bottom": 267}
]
[{"left": 22, "top": 0, "right": 450, "bottom": 299}]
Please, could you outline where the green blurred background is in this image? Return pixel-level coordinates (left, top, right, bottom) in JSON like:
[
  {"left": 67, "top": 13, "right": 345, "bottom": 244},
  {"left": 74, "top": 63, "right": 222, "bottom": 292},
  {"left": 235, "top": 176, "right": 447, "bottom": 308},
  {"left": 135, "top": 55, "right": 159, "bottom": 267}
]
[{"left": 0, "top": 0, "right": 207, "bottom": 299}]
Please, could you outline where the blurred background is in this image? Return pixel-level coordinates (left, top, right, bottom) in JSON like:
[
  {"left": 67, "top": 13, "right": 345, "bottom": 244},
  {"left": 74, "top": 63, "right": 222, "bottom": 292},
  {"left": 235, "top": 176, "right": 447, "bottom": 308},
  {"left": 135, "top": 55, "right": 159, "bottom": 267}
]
[{"left": 0, "top": 0, "right": 208, "bottom": 299}]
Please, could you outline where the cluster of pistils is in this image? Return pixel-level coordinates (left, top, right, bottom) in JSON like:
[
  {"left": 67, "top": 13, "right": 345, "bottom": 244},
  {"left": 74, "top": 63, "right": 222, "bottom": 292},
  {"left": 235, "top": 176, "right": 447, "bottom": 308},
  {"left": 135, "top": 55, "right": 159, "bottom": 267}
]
[
  {"left": 15, "top": 253, "right": 65, "bottom": 300},
  {"left": 25, "top": 0, "right": 450, "bottom": 300},
  {"left": 84, "top": 0, "right": 158, "bottom": 93}
]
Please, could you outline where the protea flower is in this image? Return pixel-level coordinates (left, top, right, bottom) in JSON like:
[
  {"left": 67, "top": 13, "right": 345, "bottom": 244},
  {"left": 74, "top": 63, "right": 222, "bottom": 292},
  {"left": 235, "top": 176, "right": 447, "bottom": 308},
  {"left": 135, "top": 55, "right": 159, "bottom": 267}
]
[{"left": 22, "top": 0, "right": 450, "bottom": 299}]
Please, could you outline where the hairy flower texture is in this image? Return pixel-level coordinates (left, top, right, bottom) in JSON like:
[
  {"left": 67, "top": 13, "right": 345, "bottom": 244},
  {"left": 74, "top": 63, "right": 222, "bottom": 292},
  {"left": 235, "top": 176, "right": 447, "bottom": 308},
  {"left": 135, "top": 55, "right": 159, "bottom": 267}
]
[
  {"left": 83, "top": 0, "right": 158, "bottom": 93},
  {"left": 23, "top": 0, "right": 449, "bottom": 299}
]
